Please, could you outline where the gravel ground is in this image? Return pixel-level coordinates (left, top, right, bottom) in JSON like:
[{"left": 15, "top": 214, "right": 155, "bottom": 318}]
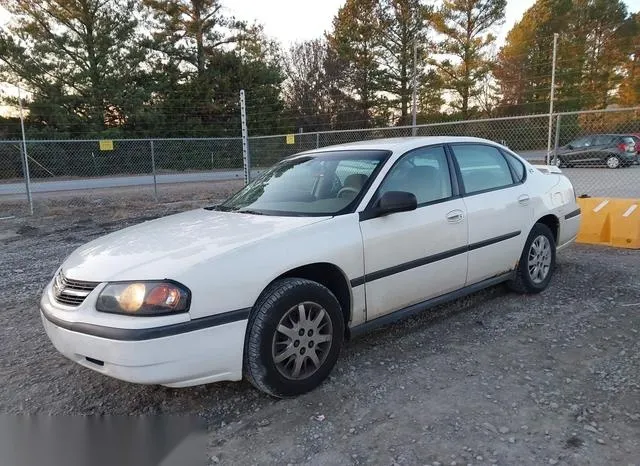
[{"left": 1, "top": 187, "right": 639, "bottom": 466}]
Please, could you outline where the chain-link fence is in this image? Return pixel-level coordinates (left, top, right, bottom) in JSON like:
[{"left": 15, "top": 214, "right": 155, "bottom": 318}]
[
  {"left": 249, "top": 108, "right": 640, "bottom": 199},
  {"left": 549, "top": 108, "right": 640, "bottom": 198},
  {"left": 0, "top": 137, "right": 246, "bottom": 217},
  {"left": 2, "top": 107, "right": 639, "bottom": 217},
  {"left": 250, "top": 114, "right": 552, "bottom": 167}
]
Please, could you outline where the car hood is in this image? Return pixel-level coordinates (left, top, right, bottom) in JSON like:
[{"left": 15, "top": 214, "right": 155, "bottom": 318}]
[{"left": 61, "top": 208, "right": 330, "bottom": 282}]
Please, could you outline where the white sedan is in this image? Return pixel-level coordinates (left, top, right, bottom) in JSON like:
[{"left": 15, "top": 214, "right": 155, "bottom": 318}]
[{"left": 40, "top": 137, "right": 582, "bottom": 397}]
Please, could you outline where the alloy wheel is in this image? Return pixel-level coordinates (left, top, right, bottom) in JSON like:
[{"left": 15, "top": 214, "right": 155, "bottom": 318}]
[
  {"left": 606, "top": 156, "right": 620, "bottom": 169},
  {"left": 528, "top": 235, "right": 552, "bottom": 284},
  {"left": 272, "top": 301, "right": 333, "bottom": 380}
]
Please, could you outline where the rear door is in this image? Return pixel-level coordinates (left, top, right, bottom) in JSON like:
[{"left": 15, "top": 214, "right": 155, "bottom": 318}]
[
  {"left": 449, "top": 143, "right": 533, "bottom": 285},
  {"left": 591, "top": 135, "right": 616, "bottom": 165}
]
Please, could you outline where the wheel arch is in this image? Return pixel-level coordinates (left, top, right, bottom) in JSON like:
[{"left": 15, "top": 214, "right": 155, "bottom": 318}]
[
  {"left": 535, "top": 214, "right": 559, "bottom": 244},
  {"left": 257, "top": 262, "right": 352, "bottom": 333}
]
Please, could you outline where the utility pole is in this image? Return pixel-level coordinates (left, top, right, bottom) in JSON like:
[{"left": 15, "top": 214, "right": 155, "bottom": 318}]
[
  {"left": 411, "top": 39, "right": 418, "bottom": 136},
  {"left": 17, "top": 85, "right": 33, "bottom": 215},
  {"left": 546, "top": 33, "right": 559, "bottom": 165}
]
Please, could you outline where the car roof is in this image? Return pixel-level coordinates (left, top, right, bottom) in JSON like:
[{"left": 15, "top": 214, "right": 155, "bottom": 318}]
[{"left": 293, "top": 136, "right": 506, "bottom": 157}]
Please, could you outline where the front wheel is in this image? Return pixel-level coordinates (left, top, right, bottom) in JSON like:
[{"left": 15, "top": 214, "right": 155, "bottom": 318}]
[
  {"left": 243, "top": 278, "right": 345, "bottom": 398},
  {"left": 508, "top": 223, "right": 556, "bottom": 294}
]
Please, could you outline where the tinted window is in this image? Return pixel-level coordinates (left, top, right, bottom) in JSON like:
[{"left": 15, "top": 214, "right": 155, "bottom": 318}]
[
  {"left": 594, "top": 135, "right": 615, "bottom": 145},
  {"left": 569, "top": 136, "right": 592, "bottom": 148},
  {"left": 503, "top": 151, "right": 525, "bottom": 182},
  {"left": 378, "top": 145, "right": 452, "bottom": 205},
  {"left": 452, "top": 144, "right": 514, "bottom": 194}
]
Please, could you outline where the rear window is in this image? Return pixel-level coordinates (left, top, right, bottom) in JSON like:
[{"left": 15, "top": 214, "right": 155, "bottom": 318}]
[{"left": 503, "top": 151, "right": 526, "bottom": 182}]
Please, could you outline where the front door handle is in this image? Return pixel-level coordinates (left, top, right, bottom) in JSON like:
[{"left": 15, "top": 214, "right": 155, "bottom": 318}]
[
  {"left": 518, "top": 194, "right": 530, "bottom": 205},
  {"left": 446, "top": 209, "right": 464, "bottom": 223}
]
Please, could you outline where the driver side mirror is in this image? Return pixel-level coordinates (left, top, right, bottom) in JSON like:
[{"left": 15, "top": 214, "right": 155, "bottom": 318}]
[{"left": 375, "top": 191, "right": 417, "bottom": 216}]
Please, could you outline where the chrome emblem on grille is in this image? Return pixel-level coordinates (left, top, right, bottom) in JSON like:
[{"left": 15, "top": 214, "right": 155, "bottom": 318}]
[
  {"left": 53, "top": 272, "right": 64, "bottom": 298},
  {"left": 51, "top": 272, "right": 98, "bottom": 307}
]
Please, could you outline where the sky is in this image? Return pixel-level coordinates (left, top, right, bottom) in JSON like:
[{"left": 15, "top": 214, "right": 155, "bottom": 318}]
[
  {"left": 1, "top": 1, "right": 639, "bottom": 46},
  {"left": 221, "top": 0, "right": 538, "bottom": 46},
  {"left": 221, "top": 0, "right": 640, "bottom": 47}
]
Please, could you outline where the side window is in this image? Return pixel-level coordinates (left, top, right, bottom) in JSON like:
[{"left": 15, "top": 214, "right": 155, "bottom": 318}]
[
  {"left": 594, "top": 135, "right": 614, "bottom": 145},
  {"left": 503, "top": 151, "right": 525, "bottom": 183},
  {"left": 378, "top": 145, "right": 452, "bottom": 205},
  {"left": 451, "top": 144, "right": 515, "bottom": 194},
  {"left": 570, "top": 136, "right": 591, "bottom": 148}
]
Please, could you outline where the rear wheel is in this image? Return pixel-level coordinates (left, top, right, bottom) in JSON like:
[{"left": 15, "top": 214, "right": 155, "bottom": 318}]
[
  {"left": 606, "top": 154, "right": 621, "bottom": 169},
  {"left": 508, "top": 223, "right": 556, "bottom": 294},
  {"left": 243, "top": 278, "right": 344, "bottom": 398}
]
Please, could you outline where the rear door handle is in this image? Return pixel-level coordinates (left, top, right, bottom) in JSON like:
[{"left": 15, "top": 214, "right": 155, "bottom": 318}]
[
  {"left": 518, "top": 194, "right": 530, "bottom": 205},
  {"left": 446, "top": 209, "right": 464, "bottom": 223}
]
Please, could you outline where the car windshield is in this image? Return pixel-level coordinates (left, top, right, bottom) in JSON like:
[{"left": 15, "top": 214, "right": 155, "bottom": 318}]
[{"left": 213, "top": 149, "right": 390, "bottom": 216}]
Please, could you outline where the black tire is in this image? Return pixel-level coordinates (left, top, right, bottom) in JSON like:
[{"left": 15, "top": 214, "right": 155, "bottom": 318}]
[
  {"left": 508, "top": 223, "right": 557, "bottom": 294},
  {"left": 243, "top": 278, "right": 345, "bottom": 398}
]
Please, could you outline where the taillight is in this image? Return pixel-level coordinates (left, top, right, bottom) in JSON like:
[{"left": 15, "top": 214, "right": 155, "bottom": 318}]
[{"left": 619, "top": 142, "right": 635, "bottom": 153}]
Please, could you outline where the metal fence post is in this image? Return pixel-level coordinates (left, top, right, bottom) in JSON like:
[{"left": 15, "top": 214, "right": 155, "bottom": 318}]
[
  {"left": 316, "top": 132, "right": 320, "bottom": 149},
  {"left": 553, "top": 114, "right": 562, "bottom": 166},
  {"left": 17, "top": 86, "right": 33, "bottom": 215},
  {"left": 546, "top": 33, "right": 559, "bottom": 165},
  {"left": 240, "top": 90, "right": 251, "bottom": 185},
  {"left": 150, "top": 140, "right": 158, "bottom": 202},
  {"left": 411, "top": 39, "right": 418, "bottom": 136}
]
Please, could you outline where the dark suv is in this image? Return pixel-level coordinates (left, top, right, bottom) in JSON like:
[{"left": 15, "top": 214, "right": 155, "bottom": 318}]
[{"left": 554, "top": 134, "right": 638, "bottom": 168}]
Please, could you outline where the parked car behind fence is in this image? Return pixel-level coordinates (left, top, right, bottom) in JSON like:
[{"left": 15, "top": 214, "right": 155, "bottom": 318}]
[{"left": 554, "top": 134, "right": 638, "bottom": 168}]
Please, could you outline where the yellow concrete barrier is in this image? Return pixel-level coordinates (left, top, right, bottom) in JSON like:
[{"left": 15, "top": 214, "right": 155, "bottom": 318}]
[{"left": 576, "top": 197, "right": 640, "bottom": 249}]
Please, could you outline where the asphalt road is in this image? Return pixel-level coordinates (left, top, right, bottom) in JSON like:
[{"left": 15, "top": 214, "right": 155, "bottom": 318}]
[{"left": 0, "top": 169, "right": 251, "bottom": 196}]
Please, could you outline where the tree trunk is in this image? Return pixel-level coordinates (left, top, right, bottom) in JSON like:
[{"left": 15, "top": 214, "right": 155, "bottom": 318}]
[
  {"left": 81, "top": 0, "right": 103, "bottom": 128},
  {"left": 401, "top": 61, "right": 408, "bottom": 121},
  {"left": 193, "top": 0, "right": 205, "bottom": 76}
]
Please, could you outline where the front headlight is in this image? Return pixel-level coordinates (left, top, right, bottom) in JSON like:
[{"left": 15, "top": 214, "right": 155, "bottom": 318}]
[{"left": 96, "top": 281, "right": 190, "bottom": 316}]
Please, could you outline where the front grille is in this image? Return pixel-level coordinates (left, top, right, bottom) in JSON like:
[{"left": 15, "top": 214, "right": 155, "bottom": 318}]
[{"left": 52, "top": 271, "right": 99, "bottom": 307}]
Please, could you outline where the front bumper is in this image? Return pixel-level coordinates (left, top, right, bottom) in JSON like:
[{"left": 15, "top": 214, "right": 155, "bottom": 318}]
[{"left": 40, "top": 283, "right": 248, "bottom": 388}]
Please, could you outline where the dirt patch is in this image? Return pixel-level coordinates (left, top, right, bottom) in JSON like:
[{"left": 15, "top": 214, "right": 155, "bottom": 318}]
[{"left": 0, "top": 179, "right": 244, "bottom": 227}]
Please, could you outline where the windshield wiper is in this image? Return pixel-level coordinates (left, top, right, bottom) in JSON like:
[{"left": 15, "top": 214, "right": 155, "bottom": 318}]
[
  {"left": 204, "top": 204, "right": 231, "bottom": 211},
  {"left": 236, "top": 209, "right": 266, "bottom": 215},
  {"left": 205, "top": 205, "right": 266, "bottom": 215}
]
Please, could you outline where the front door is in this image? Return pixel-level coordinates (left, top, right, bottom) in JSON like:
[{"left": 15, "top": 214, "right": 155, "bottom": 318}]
[
  {"left": 565, "top": 135, "right": 595, "bottom": 164},
  {"left": 359, "top": 145, "right": 469, "bottom": 321}
]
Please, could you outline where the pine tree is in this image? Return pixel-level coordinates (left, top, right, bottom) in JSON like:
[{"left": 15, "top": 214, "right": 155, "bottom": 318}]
[
  {"left": 431, "top": 0, "right": 507, "bottom": 118},
  {"left": 0, "top": 0, "right": 150, "bottom": 135}
]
